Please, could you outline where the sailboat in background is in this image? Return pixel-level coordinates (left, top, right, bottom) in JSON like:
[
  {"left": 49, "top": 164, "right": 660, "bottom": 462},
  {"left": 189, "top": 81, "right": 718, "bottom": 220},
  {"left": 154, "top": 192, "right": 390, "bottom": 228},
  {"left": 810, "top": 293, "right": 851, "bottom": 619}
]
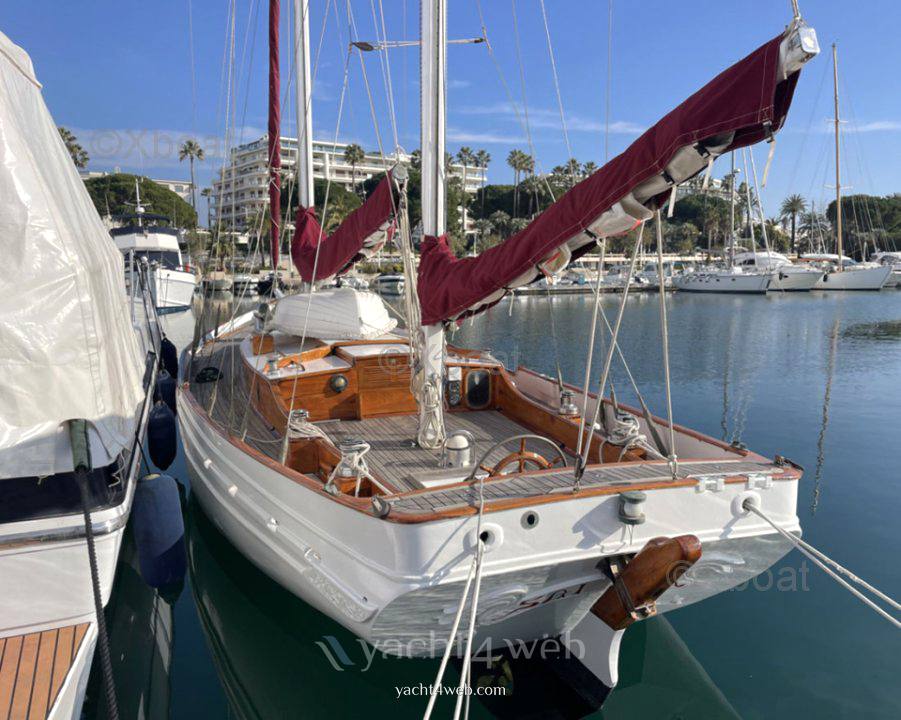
[
  {"left": 0, "top": 30, "right": 160, "bottom": 719},
  {"left": 179, "top": 0, "right": 819, "bottom": 706},
  {"left": 803, "top": 44, "right": 892, "bottom": 291},
  {"left": 673, "top": 153, "right": 773, "bottom": 293}
]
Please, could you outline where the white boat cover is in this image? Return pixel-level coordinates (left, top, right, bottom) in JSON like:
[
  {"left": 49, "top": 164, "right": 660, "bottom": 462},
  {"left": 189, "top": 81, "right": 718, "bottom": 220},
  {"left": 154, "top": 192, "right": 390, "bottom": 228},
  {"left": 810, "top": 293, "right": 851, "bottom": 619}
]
[
  {"left": 0, "top": 31, "right": 145, "bottom": 478},
  {"left": 270, "top": 289, "right": 397, "bottom": 340}
]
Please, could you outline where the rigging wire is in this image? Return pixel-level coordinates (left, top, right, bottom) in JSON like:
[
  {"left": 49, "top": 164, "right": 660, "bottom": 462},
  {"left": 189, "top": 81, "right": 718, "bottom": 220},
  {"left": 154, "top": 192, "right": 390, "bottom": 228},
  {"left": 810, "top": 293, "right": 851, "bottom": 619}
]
[
  {"left": 538, "top": 0, "right": 575, "bottom": 185},
  {"left": 604, "top": 0, "right": 613, "bottom": 161},
  {"left": 186, "top": 0, "right": 198, "bottom": 132},
  {"left": 654, "top": 211, "right": 677, "bottom": 474},
  {"left": 744, "top": 502, "right": 900, "bottom": 628},
  {"left": 576, "top": 223, "right": 645, "bottom": 479}
]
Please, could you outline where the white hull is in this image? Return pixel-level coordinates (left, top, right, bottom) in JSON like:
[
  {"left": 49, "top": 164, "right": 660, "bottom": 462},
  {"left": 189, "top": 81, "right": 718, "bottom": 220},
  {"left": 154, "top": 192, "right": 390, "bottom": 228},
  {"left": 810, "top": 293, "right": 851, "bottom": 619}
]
[
  {"left": 152, "top": 267, "right": 197, "bottom": 312},
  {"left": 767, "top": 268, "right": 823, "bottom": 291},
  {"left": 814, "top": 264, "right": 892, "bottom": 290},
  {"left": 673, "top": 271, "right": 771, "bottom": 294},
  {"left": 179, "top": 385, "right": 799, "bottom": 658}
]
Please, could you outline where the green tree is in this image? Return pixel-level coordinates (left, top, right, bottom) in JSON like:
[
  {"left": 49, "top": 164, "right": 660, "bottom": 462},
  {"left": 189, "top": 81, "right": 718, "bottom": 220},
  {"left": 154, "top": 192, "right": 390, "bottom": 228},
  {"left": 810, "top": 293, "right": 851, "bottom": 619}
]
[
  {"left": 780, "top": 194, "right": 806, "bottom": 254},
  {"left": 58, "top": 127, "right": 89, "bottom": 168},
  {"left": 83, "top": 173, "right": 197, "bottom": 227},
  {"left": 343, "top": 143, "right": 366, "bottom": 194},
  {"left": 673, "top": 222, "right": 700, "bottom": 253},
  {"left": 282, "top": 178, "right": 362, "bottom": 234},
  {"left": 200, "top": 187, "right": 212, "bottom": 229},
  {"left": 488, "top": 210, "right": 512, "bottom": 239},
  {"left": 475, "top": 149, "right": 491, "bottom": 213},
  {"left": 178, "top": 139, "right": 205, "bottom": 215},
  {"left": 455, "top": 146, "right": 476, "bottom": 236},
  {"left": 507, "top": 149, "right": 532, "bottom": 218},
  {"left": 471, "top": 217, "right": 494, "bottom": 252}
]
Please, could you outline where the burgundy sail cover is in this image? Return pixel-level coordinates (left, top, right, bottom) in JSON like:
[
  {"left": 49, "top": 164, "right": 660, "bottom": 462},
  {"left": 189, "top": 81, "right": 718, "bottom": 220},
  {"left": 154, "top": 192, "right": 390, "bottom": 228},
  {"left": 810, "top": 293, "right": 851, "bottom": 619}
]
[
  {"left": 291, "top": 172, "right": 397, "bottom": 281},
  {"left": 418, "top": 33, "right": 801, "bottom": 325}
]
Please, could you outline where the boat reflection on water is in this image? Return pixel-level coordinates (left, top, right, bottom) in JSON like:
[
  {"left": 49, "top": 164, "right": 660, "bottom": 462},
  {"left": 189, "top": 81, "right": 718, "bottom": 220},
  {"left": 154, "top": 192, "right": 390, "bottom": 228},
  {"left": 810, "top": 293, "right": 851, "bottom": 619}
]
[
  {"left": 86, "top": 527, "right": 179, "bottom": 720},
  {"left": 187, "top": 497, "right": 739, "bottom": 719}
]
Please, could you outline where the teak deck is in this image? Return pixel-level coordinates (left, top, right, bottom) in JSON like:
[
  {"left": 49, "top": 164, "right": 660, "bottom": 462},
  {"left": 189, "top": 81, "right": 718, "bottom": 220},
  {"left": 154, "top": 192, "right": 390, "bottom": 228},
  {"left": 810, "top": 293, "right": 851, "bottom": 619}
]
[{"left": 0, "top": 623, "right": 88, "bottom": 720}]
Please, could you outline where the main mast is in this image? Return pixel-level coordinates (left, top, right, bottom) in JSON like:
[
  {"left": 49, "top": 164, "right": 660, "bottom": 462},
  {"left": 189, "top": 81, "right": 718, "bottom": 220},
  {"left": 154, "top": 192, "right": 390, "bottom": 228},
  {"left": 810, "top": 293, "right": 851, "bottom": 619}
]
[
  {"left": 416, "top": 0, "right": 447, "bottom": 449},
  {"left": 728, "top": 151, "right": 736, "bottom": 266},
  {"left": 294, "top": 0, "right": 314, "bottom": 210},
  {"left": 832, "top": 42, "right": 843, "bottom": 271},
  {"left": 268, "top": 0, "right": 282, "bottom": 272}
]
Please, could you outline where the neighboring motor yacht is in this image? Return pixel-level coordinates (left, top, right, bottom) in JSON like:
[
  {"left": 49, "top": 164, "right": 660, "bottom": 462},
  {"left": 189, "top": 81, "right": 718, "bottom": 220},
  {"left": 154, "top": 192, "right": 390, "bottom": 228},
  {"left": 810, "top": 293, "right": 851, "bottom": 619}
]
[{"left": 112, "top": 182, "right": 198, "bottom": 314}]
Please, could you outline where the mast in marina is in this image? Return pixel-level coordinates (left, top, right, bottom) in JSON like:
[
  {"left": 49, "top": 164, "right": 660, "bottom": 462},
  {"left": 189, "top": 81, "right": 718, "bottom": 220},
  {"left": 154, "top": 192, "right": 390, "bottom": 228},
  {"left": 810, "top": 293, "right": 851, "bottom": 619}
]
[
  {"left": 832, "top": 42, "right": 843, "bottom": 270},
  {"left": 293, "top": 0, "right": 314, "bottom": 212},
  {"left": 268, "top": 0, "right": 282, "bottom": 271},
  {"left": 416, "top": 0, "right": 448, "bottom": 449},
  {"left": 728, "top": 152, "right": 736, "bottom": 267}
]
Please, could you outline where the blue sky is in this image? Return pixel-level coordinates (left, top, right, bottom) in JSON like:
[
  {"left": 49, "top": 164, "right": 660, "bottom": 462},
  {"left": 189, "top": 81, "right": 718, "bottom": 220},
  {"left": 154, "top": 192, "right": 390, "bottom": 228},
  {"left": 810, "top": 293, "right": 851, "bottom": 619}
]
[{"left": 3, "top": 1, "right": 899, "bottom": 224}]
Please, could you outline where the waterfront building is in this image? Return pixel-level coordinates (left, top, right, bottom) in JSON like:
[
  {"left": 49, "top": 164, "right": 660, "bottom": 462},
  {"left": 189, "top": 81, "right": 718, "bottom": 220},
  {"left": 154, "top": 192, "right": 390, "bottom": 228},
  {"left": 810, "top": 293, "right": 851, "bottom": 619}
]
[{"left": 211, "top": 135, "right": 487, "bottom": 228}]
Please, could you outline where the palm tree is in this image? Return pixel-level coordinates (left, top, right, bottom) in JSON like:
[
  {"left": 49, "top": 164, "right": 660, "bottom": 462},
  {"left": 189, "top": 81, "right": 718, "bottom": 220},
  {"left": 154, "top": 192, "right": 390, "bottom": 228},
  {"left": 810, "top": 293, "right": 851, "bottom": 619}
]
[
  {"left": 58, "top": 127, "right": 89, "bottom": 168},
  {"left": 489, "top": 210, "right": 512, "bottom": 238},
  {"left": 780, "top": 194, "right": 807, "bottom": 255},
  {"left": 475, "top": 149, "right": 491, "bottom": 212},
  {"left": 455, "top": 146, "right": 476, "bottom": 236},
  {"left": 343, "top": 143, "right": 366, "bottom": 194},
  {"left": 507, "top": 149, "right": 532, "bottom": 218},
  {"left": 521, "top": 174, "right": 544, "bottom": 217},
  {"left": 507, "top": 150, "right": 526, "bottom": 217},
  {"left": 178, "top": 139, "right": 205, "bottom": 213},
  {"left": 563, "top": 158, "right": 581, "bottom": 187},
  {"left": 471, "top": 218, "right": 493, "bottom": 252},
  {"left": 800, "top": 208, "right": 829, "bottom": 254},
  {"left": 581, "top": 161, "right": 598, "bottom": 177},
  {"left": 201, "top": 187, "right": 213, "bottom": 229}
]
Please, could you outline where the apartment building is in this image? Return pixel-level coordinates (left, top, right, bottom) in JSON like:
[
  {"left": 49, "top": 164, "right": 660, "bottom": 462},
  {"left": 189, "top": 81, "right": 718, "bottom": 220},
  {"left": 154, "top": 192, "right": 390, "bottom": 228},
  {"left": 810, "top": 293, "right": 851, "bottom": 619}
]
[{"left": 211, "top": 135, "right": 486, "bottom": 228}]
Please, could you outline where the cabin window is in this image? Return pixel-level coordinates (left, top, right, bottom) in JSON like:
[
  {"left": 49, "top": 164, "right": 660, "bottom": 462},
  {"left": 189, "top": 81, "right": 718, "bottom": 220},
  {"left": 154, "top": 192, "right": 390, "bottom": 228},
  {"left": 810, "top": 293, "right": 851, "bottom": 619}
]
[
  {"left": 465, "top": 370, "right": 492, "bottom": 409},
  {"left": 129, "top": 250, "right": 180, "bottom": 270}
]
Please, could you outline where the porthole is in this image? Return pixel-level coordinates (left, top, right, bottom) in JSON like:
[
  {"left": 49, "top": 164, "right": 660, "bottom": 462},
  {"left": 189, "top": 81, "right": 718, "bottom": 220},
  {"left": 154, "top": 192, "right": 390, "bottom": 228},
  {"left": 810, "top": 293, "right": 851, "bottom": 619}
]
[{"left": 521, "top": 510, "right": 540, "bottom": 529}]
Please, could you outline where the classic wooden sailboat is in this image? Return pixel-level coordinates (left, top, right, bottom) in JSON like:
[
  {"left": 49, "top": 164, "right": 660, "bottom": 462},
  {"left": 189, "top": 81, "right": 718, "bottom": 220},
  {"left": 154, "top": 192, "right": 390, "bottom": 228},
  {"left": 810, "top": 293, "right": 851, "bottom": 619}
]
[
  {"left": 0, "top": 30, "right": 160, "bottom": 719},
  {"left": 179, "top": 0, "right": 819, "bottom": 697}
]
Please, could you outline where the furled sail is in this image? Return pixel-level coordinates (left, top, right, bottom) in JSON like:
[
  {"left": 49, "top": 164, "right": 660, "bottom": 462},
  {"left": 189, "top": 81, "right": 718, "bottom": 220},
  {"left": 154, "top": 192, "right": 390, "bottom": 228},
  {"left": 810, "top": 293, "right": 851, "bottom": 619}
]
[
  {"left": 291, "top": 171, "right": 401, "bottom": 282},
  {"left": 417, "top": 27, "right": 818, "bottom": 325},
  {"left": 0, "top": 30, "right": 145, "bottom": 477}
]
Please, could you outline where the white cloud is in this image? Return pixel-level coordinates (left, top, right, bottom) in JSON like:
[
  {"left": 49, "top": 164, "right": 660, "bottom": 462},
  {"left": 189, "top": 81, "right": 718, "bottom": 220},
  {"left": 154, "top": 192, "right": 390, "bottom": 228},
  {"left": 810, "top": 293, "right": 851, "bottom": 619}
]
[
  {"left": 851, "top": 120, "right": 901, "bottom": 133},
  {"left": 449, "top": 79, "right": 471, "bottom": 90},
  {"left": 447, "top": 128, "right": 525, "bottom": 144},
  {"left": 797, "top": 119, "right": 901, "bottom": 135},
  {"left": 451, "top": 102, "right": 643, "bottom": 135},
  {"left": 69, "top": 126, "right": 264, "bottom": 172}
]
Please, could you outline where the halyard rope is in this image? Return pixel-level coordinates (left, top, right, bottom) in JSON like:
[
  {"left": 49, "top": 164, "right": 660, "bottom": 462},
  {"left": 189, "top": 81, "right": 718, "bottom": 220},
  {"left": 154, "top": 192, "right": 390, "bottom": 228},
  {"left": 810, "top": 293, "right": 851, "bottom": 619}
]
[
  {"left": 744, "top": 501, "right": 900, "bottom": 628},
  {"left": 654, "top": 211, "right": 678, "bottom": 476},
  {"left": 423, "top": 478, "right": 488, "bottom": 720},
  {"left": 576, "top": 223, "right": 645, "bottom": 480}
]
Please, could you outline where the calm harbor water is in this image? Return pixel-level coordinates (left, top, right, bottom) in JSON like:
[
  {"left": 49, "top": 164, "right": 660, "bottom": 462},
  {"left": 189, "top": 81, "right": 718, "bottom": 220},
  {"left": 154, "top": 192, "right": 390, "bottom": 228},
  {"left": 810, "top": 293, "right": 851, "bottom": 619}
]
[{"left": 91, "top": 289, "right": 901, "bottom": 719}]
